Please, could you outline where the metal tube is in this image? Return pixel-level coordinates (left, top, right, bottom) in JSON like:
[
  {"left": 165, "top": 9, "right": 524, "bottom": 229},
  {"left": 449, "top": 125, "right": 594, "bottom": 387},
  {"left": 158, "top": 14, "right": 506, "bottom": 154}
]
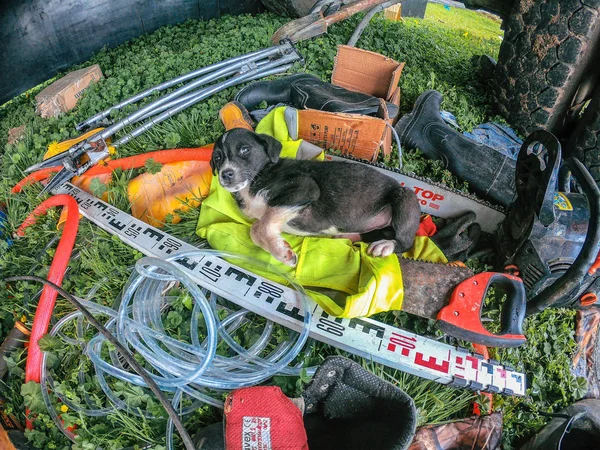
[
  {"left": 95, "top": 47, "right": 285, "bottom": 142},
  {"left": 76, "top": 46, "right": 280, "bottom": 131},
  {"left": 113, "top": 57, "right": 297, "bottom": 147},
  {"left": 131, "top": 60, "right": 274, "bottom": 124}
]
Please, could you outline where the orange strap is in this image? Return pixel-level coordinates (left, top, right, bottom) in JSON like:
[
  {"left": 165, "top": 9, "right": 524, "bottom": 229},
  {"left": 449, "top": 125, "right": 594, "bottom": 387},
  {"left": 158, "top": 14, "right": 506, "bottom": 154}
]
[{"left": 12, "top": 146, "right": 214, "bottom": 193}]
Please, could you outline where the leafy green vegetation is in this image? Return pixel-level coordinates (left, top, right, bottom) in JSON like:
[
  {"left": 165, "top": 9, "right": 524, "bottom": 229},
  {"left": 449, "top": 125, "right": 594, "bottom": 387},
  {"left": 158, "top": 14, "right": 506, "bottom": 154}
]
[
  {"left": 0, "top": 6, "right": 583, "bottom": 450},
  {"left": 426, "top": 3, "right": 503, "bottom": 42}
]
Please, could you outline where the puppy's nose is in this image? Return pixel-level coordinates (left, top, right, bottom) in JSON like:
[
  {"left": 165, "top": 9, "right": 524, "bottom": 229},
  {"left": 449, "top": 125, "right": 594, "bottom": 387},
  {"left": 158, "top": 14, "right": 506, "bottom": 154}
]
[{"left": 221, "top": 169, "right": 234, "bottom": 181}]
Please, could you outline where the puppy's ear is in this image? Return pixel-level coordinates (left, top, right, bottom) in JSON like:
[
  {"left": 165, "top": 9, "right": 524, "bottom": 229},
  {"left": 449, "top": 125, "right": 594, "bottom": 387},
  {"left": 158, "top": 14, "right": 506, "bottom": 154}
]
[
  {"left": 256, "top": 134, "right": 282, "bottom": 164},
  {"left": 211, "top": 135, "right": 223, "bottom": 175}
]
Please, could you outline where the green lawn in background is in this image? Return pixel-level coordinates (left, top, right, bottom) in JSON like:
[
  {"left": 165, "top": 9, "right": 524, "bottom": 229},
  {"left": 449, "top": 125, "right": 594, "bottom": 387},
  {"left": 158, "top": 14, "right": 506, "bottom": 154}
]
[
  {"left": 0, "top": 7, "right": 581, "bottom": 450},
  {"left": 425, "top": 2, "right": 504, "bottom": 42}
]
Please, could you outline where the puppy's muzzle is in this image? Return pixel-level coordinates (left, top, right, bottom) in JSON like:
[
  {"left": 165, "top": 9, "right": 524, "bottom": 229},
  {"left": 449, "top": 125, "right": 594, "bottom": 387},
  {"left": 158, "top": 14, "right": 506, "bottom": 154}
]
[
  {"left": 218, "top": 166, "right": 249, "bottom": 193},
  {"left": 220, "top": 169, "right": 235, "bottom": 183}
]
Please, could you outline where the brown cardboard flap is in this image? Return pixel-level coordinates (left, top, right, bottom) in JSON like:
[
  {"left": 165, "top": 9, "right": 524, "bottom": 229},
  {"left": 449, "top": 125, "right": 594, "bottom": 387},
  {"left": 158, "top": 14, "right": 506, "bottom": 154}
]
[
  {"left": 332, "top": 45, "right": 404, "bottom": 101},
  {"left": 297, "top": 109, "right": 386, "bottom": 162},
  {"left": 387, "top": 63, "right": 405, "bottom": 101},
  {"left": 389, "top": 86, "right": 401, "bottom": 107}
]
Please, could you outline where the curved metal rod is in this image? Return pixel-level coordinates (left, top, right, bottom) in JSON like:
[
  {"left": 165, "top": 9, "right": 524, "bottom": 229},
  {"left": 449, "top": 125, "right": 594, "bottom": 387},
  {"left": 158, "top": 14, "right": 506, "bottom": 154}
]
[
  {"left": 347, "top": 0, "right": 401, "bottom": 47},
  {"left": 76, "top": 46, "right": 279, "bottom": 131},
  {"left": 113, "top": 57, "right": 298, "bottom": 147}
]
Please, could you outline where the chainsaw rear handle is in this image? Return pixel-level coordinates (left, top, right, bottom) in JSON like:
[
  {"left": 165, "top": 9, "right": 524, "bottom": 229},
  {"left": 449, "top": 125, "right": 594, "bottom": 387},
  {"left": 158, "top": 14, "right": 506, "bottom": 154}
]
[
  {"left": 527, "top": 157, "right": 600, "bottom": 314},
  {"left": 437, "top": 272, "right": 527, "bottom": 348}
]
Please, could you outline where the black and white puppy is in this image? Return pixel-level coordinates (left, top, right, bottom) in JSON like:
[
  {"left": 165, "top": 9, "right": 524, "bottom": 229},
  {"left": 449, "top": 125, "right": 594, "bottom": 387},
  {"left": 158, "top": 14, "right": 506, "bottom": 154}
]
[{"left": 210, "top": 128, "right": 421, "bottom": 267}]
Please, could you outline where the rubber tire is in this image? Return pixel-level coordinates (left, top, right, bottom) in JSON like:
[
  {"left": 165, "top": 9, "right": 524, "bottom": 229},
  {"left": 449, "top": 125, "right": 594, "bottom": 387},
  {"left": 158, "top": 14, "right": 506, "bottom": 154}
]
[
  {"left": 566, "top": 80, "right": 600, "bottom": 184},
  {"left": 493, "top": 0, "right": 600, "bottom": 136}
]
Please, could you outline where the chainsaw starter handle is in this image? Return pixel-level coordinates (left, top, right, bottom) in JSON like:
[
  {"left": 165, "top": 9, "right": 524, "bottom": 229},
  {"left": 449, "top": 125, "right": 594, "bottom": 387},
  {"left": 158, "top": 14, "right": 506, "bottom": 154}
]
[
  {"left": 515, "top": 130, "right": 562, "bottom": 226},
  {"left": 437, "top": 272, "right": 527, "bottom": 347},
  {"left": 527, "top": 157, "right": 600, "bottom": 314}
]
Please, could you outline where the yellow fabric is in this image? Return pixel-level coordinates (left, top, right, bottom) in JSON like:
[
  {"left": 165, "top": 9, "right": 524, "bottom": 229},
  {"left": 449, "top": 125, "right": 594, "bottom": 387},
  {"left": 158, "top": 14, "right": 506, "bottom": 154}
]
[
  {"left": 404, "top": 236, "right": 448, "bottom": 264},
  {"left": 254, "top": 107, "right": 319, "bottom": 160},
  {"left": 197, "top": 107, "right": 404, "bottom": 318}
]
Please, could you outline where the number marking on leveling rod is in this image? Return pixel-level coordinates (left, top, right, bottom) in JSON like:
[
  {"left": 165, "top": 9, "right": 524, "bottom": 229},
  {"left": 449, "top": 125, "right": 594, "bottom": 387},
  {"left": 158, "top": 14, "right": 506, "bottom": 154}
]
[{"left": 56, "top": 183, "right": 526, "bottom": 396}]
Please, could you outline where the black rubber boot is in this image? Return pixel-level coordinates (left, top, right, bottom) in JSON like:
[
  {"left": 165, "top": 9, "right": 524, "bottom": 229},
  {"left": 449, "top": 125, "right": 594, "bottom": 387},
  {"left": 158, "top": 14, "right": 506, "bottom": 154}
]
[
  {"left": 519, "top": 399, "right": 600, "bottom": 450},
  {"left": 235, "top": 73, "right": 399, "bottom": 118},
  {"left": 395, "top": 90, "right": 517, "bottom": 207}
]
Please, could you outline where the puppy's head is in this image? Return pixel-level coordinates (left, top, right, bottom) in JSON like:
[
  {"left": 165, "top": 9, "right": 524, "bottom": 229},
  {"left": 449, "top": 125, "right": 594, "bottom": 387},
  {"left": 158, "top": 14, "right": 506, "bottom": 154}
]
[{"left": 211, "top": 128, "right": 282, "bottom": 192}]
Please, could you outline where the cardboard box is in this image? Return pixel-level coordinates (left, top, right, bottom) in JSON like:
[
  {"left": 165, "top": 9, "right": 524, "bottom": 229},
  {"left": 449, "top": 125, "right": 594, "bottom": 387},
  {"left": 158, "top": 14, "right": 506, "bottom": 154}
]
[
  {"left": 297, "top": 46, "right": 404, "bottom": 162},
  {"left": 35, "top": 64, "right": 103, "bottom": 118},
  {"left": 297, "top": 108, "right": 388, "bottom": 159},
  {"left": 332, "top": 45, "right": 404, "bottom": 160}
]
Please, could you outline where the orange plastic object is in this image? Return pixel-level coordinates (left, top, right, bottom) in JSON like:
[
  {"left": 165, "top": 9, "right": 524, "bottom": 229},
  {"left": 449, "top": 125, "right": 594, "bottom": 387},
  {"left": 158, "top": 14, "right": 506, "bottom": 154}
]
[
  {"left": 504, "top": 264, "right": 521, "bottom": 277},
  {"left": 219, "top": 101, "right": 254, "bottom": 131},
  {"left": 581, "top": 292, "right": 598, "bottom": 307},
  {"left": 129, "top": 160, "right": 212, "bottom": 227},
  {"left": 589, "top": 252, "right": 600, "bottom": 275},
  {"left": 437, "top": 272, "right": 527, "bottom": 347}
]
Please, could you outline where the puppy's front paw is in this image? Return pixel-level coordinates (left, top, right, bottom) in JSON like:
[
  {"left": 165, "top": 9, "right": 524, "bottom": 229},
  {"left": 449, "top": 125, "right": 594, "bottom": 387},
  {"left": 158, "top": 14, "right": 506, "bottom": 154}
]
[
  {"left": 368, "top": 240, "right": 396, "bottom": 257},
  {"left": 268, "top": 239, "right": 298, "bottom": 267},
  {"left": 276, "top": 241, "right": 298, "bottom": 267},
  {"left": 283, "top": 249, "right": 298, "bottom": 267}
]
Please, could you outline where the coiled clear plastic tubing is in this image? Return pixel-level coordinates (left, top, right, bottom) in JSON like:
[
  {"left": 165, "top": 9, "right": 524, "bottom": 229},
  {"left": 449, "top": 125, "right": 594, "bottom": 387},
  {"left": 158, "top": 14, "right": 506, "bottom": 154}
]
[{"left": 41, "top": 250, "right": 313, "bottom": 449}]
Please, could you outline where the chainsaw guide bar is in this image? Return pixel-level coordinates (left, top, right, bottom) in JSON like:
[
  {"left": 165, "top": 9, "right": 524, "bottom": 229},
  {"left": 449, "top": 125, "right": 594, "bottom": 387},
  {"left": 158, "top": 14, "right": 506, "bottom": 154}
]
[
  {"left": 331, "top": 155, "right": 507, "bottom": 234},
  {"left": 55, "top": 182, "right": 525, "bottom": 396}
]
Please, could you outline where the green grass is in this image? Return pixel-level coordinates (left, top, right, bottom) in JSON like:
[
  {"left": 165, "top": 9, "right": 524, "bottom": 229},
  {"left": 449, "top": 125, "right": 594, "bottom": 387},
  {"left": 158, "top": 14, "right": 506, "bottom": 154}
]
[
  {"left": 425, "top": 3, "right": 504, "bottom": 42},
  {"left": 0, "top": 8, "right": 583, "bottom": 450}
]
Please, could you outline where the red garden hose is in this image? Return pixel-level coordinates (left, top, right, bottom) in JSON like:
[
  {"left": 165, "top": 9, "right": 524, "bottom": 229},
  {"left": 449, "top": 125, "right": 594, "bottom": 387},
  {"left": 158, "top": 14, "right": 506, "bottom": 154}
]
[
  {"left": 12, "top": 147, "right": 214, "bottom": 427},
  {"left": 16, "top": 195, "right": 80, "bottom": 428},
  {"left": 12, "top": 146, "right": 214, "bottom": 193}
]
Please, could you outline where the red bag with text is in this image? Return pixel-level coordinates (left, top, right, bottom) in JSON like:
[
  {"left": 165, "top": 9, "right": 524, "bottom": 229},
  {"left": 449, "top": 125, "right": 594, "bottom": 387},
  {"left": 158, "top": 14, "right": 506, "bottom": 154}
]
[{"left": 224, "top": 386, "right": 308, "bottom": 450}]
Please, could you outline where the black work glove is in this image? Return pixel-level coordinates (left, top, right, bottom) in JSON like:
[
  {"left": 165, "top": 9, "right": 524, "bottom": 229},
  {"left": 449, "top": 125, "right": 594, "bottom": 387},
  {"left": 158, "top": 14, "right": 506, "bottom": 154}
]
[
  {"left": 431, "top": 211, "right": 481, "bottom": 261},
  {"left": 302, "top": 356, "right": 417, "bottom": 450}
]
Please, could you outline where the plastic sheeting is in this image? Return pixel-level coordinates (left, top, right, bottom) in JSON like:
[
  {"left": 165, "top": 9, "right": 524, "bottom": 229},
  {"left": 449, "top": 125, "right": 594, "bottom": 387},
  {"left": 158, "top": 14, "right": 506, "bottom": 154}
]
[{"left": 0, "top": 0, "right": 262, "bottom": 105}]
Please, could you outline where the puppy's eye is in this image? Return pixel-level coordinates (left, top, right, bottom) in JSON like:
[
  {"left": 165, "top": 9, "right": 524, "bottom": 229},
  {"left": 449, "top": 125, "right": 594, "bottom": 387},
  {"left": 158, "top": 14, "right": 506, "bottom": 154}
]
[
  {"left": 213, "top": 154, "right": 222, "bottom": 163},
  {"left": 239, "top": 145, "right": 250, "bottom": 156}
]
